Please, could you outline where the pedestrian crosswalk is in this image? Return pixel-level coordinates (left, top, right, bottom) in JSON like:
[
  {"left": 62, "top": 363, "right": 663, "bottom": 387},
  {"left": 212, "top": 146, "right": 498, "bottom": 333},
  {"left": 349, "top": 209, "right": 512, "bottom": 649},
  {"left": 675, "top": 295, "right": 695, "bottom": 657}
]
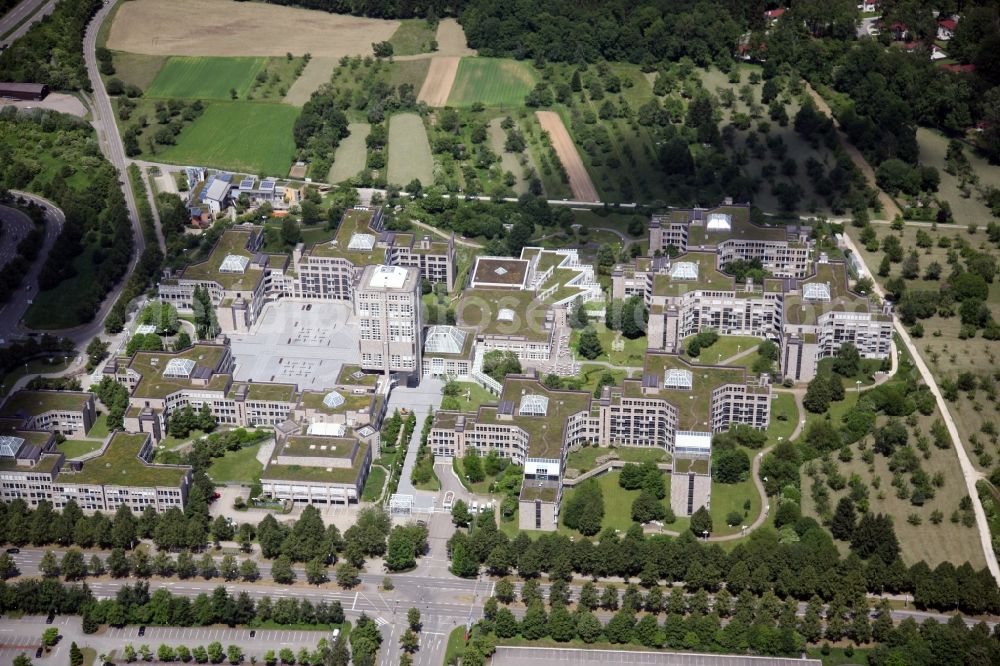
[{"left": 374, "top": 616, "right": 389, "bottom": 627}]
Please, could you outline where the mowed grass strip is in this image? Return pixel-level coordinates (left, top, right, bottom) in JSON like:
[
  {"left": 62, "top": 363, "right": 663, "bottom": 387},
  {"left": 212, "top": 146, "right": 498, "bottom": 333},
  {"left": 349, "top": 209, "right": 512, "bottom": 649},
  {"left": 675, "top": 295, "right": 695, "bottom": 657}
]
[
  {"left": 447, "top": 57, "right": 536, "bottom": 108},
  {"left": 156, "top": 102, "right": 299, "bottom": 175},
  {"left": 146, "top": 56, "right": 265, "bottom": 99},
  {"left": 328, "top": 123, "right": 370, "bottom": 183},
  {"left": 387, "top": 112, "right": 434, "bottom": 187}
]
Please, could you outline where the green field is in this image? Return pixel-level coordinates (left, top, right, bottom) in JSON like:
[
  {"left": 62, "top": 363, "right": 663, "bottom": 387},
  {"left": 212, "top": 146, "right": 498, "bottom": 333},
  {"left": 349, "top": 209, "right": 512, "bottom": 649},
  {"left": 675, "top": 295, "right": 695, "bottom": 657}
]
[
  {"left": 207, "top": 443, "right": 264, "bottom": 485},
  {"left": 146, "top": 56, "right": 266, "bottom": 99},
  {"left": 387, "top": 112, "right": 434, "bottom": 187},
  {"left": 156, "top": 102, "right": 299, "bottom": 175},
  {"left": 24, "top": 245, "right": 98, "bottom": 329},
  {"left": 388, "top": 19, "right": 436, "bottom": 56},
  {"left": 87, "top": 413, "right": 111, "bottom": 439},
  {"left": 361, "top": 465, "right": 387, "bottom": 502},
  {"left": 328, "top": 123, "right": 370, "bottom": 183},
  {"left": 566, "top": 446, "right": 666, "bottom": 474},
  {"left": 447, "top": 58, "right": 536, "bottom": 108},
  {"left": 58, "top": 439, "right": 103, "bottom": 459}
]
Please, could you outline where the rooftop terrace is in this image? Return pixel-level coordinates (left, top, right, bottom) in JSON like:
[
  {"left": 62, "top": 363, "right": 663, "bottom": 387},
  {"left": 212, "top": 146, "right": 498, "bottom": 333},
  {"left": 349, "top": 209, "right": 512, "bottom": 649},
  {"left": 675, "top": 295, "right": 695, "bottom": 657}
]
[
  {"left": 129, "top": 345, "right": 230, "bottom": 399},
  {"left": 480, "top": 377, "right": 592, "bottom": 459},
  {"left": 181, "top": 227, "right": 260, "bottom": 291},
  {"left": 61, "top": 433, "right": 189, "bottom": 487},
  {"left": 309, "top": 209, "right": 387, "bottom": 263},
  {"left": 0, "top": 390, "right": 90, "bottom": 418},
  {"left": 625, "top": 354, "right": 748, "bottom": 431},
  {"left": 261, "top": 440, "right": 369, "bottom": 484},
  {"left": 652, "top": 252, "right": 733, "bottom": 297},
  {"left": 471, "top": 257, "right": 529, "bottom": 288}
]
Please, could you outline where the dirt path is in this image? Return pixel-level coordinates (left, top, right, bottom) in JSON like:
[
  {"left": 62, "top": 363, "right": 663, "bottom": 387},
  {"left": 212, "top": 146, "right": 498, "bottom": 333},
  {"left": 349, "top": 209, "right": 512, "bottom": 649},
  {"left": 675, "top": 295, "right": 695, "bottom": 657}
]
[
  {"left": 418, "top": 56, "right": 461, "bottom": 106},
  {"left": 536, "top": 110, "right": 600, "bottom": 203},
  {"left": 283, "top": 56, "right": 337, "bottom": 106},
  {"left": 805, "top": 84, "right": 903, "bottom": 220}
]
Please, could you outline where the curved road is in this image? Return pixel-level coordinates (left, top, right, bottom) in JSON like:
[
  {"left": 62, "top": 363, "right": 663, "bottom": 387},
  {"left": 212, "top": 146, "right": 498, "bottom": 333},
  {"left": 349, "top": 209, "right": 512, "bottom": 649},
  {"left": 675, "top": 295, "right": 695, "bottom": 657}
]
[{"left": 0, "top": 191, "right": 64, "bottom": 342}]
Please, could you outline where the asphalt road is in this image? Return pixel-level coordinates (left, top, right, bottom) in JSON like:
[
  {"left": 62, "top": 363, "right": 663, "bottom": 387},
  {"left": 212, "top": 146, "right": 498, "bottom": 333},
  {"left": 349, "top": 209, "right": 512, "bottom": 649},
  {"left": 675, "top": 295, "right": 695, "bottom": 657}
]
[
  {"left": 0, "top": 191, "right": 64, "bottom": 343},
  {"left": 0, "top": 0, "right": 54, "bottom": 48}
]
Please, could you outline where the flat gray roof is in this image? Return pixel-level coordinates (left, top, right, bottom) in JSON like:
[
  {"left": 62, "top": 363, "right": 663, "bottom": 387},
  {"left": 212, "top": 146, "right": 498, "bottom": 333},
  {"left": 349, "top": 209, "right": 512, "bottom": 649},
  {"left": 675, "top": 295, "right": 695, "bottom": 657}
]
[{"left": 491, "top": 647, "right": 821, "bottom": 665}]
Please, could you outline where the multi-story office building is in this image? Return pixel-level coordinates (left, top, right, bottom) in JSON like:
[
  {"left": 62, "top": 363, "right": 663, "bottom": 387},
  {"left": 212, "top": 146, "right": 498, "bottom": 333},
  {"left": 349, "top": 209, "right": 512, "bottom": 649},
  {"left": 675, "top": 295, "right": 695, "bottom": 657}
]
[
  {"left": 0, "top": 425, "right": 192, "bottom": 512},
  {"left": 107, "top": 343, "right": 385, "bottom": 442},
  {"left": 356, "top": 264, "right": 423, "bottom": 380},
  {"left": 260, "top": 427, "right": 376, "bottom": 506},
  {"left": 614, "top": 249, "right": 892, "bottom": 382},
  {"left": 648, "top": 203, "right": 812, "bottom": 278},
  {"left": 0, "top": 391, "right": 96, "bottom": 437},
  {"left": 53, "top": 433, "right": 192, "bottom": 513},
  {"left": 159, "top": 208, "right": 457, "bottom": 332},
  {"left": 429, "top": 359, "right": 771, "bottom": 530}
]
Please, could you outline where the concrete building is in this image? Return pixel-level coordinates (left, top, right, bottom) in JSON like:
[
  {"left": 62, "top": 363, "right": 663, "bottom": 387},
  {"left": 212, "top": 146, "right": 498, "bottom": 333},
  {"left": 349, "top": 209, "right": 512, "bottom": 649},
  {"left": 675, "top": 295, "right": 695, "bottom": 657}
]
[
  {"left": 0, "top": 421, "right": 62, "bottom": 507},
  {"left": 109, "top": 342, "right": 386, "bottom": 443},
  {"left": 0, "top": 390, "right": 96, "bottom": 437},
  {"left": 421, "top": 326, "right": 476, "bottom": 380},
  {"left": 356, "top": 264, "right": 423, "bottom": 380},
  {"left": 260, "top": 428, "right": 375, "bottom": 506},
  {"left": 429, "top": 360, "right": 769, "bottom": 531},
  {"left": 0, "top": 426, "right": 192, "bottom": 513},
  {"left": 383, "top": 231, "right": 456, "bottom": 291},
  {"left": 648, "top": 204, "right": 812, "bottom": 278},
  {"left": 53, "top": 433, "right": 192, "bottom": 512},
  {"left": 614, "top": 250, "right": 892, "bottom": 382}
]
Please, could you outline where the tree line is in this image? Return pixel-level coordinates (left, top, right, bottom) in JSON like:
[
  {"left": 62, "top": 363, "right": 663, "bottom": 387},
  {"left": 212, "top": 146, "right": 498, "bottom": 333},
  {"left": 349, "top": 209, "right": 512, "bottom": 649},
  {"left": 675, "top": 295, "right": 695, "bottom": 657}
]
[
  {"left": 464, "top": 578, "right": 1000, "bottom": 665},
  {"left": 0, "top": 197, "right": 45, "bottom": 305},
  {"left": 0, "top": 0, "right": 102, "bottom": 90},
  {"left": 447, "top": 510, "right": 1000, "bottom": 616}
]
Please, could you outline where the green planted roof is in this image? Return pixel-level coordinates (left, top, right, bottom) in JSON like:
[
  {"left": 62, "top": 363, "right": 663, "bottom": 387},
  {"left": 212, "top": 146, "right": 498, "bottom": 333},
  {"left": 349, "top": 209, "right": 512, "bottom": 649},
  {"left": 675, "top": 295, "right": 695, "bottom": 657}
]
[
  {"left": 129, "top": 344, "right": 230, "bottom": 399},
  {"left": 61, "top": 433, "right": 189, "bottom": 487},
  {"left": 181, "top": 227, "right": 261, "bottom": 291},
  {"left": 1, "top": 390, "right": 90, "bottom": 418},
  {"left": 309, "top": 209, "right": 386, "bottom": 263},
  {"left": 262, "top": 440, "right": 369, "bottom": 484}
]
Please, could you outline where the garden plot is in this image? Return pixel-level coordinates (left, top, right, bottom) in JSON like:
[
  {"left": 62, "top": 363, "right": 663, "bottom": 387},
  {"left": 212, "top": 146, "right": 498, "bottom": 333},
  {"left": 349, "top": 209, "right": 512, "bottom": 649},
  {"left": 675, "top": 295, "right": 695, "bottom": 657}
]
[
  {"left": 537, "top": 110, "right": 599, "bottom": 202},
  {"left": 388, "top": 113, "right": 434, "bottom": 186}
]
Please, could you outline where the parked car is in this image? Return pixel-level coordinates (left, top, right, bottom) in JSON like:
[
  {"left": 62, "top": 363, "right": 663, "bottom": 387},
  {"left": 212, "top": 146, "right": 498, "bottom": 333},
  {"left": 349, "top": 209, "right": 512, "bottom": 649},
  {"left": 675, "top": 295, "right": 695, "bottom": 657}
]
[
  {"left": 138, "top": 626, "right": 146, "bottom": 637},
  {"left": 5, "top": 547, "right": 19, "bottom": 554}
]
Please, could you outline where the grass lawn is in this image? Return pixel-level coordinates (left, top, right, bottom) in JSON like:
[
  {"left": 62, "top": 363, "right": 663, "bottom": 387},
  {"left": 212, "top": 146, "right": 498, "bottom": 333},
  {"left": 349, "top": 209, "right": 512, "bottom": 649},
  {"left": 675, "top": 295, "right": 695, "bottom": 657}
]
[
  {"left": 444, "top": 626, "right": 468, "bottom": 664},
  {"left": 566, "top": 446, "right": 667, "bottom": 474},
  {"left": 207, "top": 442, "right": 264, "bottom": 485},
  {"left": 388, "top": 19, "right": 436, "bottom": 56},
  {"left": 571, "top": 323, "right": 647, "bottom": 367},
  {"left": 577, "top": 364, "right": 629, "bottom": 394},
  {"left": 24, "top": 245, "right": 98, "bottom": 329},
  {"left": 571, "top": 209, "right": 647, "bottom": 239},
  {"left": 328, "top": 122, "right": 370, "bottom": 183},
  {"left": 560, "top": 470, "right": 680, "bottom": 535},
  {"left": 146, "top": 56, "right": 266, "bottom": 99},
  {"left": 447, "top": 57, "right": 537, "bottom": 108},
  {"left": 807, "top": 646, "right": 870, "bottom": 665},
  {"left": 448, "top": 381, "right": 497, "bottom": 412},
  {"left": 361, "top": 465, "right": 387, "bottom": 502},
  {"left": 155, "top": 101, "right": 299, "bottom": 175},
  {"left": 87, "top": 413, "right": 111, "bottom": 438},
  {"left": 413, "top": 467, "right": 441, "bottom": 492},
  {"left": 768, "top": 392, "right": 800, "bottom": 445},
  {"left": 387, "top": 112, "right": 434, "bottom": 187},
  {"left": 683, "top": 334, "right": 762, "bottom": 365},
  {"left": 58, "top": 439, "right": 103, "bottom": 459},
  {"left": 710, "top": 475, "right": 760, "bottom": 537},
  {"left": 0, "top": 358, "right": 73, "bottom": 397},
  {"left": 82, "top": 647, "right": 98, "bottom": 666}
]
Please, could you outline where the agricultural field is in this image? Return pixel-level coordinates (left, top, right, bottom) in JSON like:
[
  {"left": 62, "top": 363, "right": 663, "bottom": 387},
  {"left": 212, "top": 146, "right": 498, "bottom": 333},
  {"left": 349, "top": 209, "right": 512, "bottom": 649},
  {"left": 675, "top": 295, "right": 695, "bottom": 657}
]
[
  {"left": 283, "top": 56, "right": 337, "bottom": 106},
  {"left": 328, "top": 123, "right": 370, "bottom": 183},
  {"left": 418, "top": 57, "right": 460, "bottom": 107},
  {"left": 387, "top": 113, "right": 434, "bottom": 187},
  {"left": 538, "top": 110, "right": 599, "bottom": 202},
  {"left": 145, "top": 56, "right": 265, "bottom": 100},
  {"left": 155, "top": 102, "right": 299, "bottom": 175},
  {"left": 107, "top": 0, "right": 400, "bottom": 58},
  {"left": 108, "top": 52, "right": 167, "bottom": 90},
  {"left": 447, "top": 58, "right": 537, "bottom": 108},
  {"left": 916, "top": 127, "right": 1000, "bottom": 225},
  {"left": 388, "top": 18, "right": 436, "bottom": 56}
]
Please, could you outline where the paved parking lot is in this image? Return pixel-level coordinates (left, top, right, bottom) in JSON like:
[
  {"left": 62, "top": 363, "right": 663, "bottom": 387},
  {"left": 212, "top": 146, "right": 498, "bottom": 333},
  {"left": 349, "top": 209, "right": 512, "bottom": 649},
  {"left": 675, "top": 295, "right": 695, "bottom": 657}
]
[
  {"left": 492, "top": 647, "right": 822, "bottom": 665},
  {"left": 230, "top": 301, "right": 360, "bottom": 391}
]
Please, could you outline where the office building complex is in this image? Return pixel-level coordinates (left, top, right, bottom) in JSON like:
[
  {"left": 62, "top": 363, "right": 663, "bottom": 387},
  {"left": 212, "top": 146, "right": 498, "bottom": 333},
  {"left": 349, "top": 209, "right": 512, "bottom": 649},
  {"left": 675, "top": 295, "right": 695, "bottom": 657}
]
[{"left": 356, "top": 264, "right": 423, "bottom": 379}]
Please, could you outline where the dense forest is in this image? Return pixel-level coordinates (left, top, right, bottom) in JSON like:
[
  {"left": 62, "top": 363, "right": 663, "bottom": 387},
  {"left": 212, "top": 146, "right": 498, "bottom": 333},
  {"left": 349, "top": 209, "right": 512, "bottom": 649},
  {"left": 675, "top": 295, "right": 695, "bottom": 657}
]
[
  {"left": 0, "top": 108, "right": 134, "bottom": 326},
  {"left": 0, "top": 0, "right": 102, "bottom": 91}
]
